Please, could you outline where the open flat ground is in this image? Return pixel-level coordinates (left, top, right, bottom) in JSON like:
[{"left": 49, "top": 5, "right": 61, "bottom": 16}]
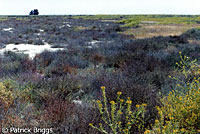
[{"left": 123, "top": 23, "right": 200, "bottom": 38}]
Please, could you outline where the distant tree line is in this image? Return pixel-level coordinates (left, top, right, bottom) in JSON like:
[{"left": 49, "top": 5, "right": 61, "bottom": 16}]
[{"left": 29, "top": 9, "right": 39, "bottom": 15}]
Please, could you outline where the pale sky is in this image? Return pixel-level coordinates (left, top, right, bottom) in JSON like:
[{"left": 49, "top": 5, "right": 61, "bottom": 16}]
[{"left": 0, "top": 0, "right": 200, "bottom": 15}]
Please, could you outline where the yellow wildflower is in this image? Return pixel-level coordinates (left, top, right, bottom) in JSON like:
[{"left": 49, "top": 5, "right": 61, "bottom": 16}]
[
  {"left": 96, "top": 100, "right": 101, "bottom": 103},
  {"left": 118, "top": 121, "right": 121, "bottom": 124},
  {"left": 98, "top": 104, "right": 102, "bottom": 107},
  {"left": 173, "top": 129, "right": 178, "bottom": 133},
  {"left": 120, "top": 99, "right": 124, "bottom": 103},
  {"left": 101, "top": 86, "right": 105, "bottom": 90},
  {"left": 181, "top": 128, "right": 185, "bottom": 132},
  {"left": 142, "top": 103, "right": 147, "bottom": 107},
  {"left": 110, "top": 101, "right": 115, "bottom": 105},
  {"left": 126, "top": 100, "right": 132, "bottom": 104},
  {"left": 144, "top": 130, "right": 151, "bottom": 134},
  {"left": 169, "top": 116, "right": 174, "bottom": 120},
  {"left": 156, "top": 106, "right": 160, "bottom": 111},
  {"left": 155, "top": 120, "right": 159, "bottom": 124},
  {"left": 136, "top": 104, "right": 140, "bottom": 108},
  {"left": 163, "top": 126, "right": 167, "bottom": 130},
  {"left": 117, "top": 91, "right": 122, "bottom": 95}
]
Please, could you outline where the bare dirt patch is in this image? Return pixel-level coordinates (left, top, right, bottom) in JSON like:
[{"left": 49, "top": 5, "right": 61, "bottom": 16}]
[{"left": 123, "top": 24, "right": 200, "bottom": 39}]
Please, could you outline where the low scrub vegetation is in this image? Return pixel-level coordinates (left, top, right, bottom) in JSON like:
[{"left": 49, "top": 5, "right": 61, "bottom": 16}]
[
  {"left": 145, "top": 53, "right": 200, "bottom": 134},
  {"left": 0, "top": 16, "right": 200, "bottom": 133},
  {"left": 90, "top": 86, "right": 147, "bottom": 134}
]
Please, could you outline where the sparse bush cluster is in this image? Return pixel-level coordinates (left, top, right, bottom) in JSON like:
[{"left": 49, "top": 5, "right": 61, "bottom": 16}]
[
  {"left": 144, "top": 53, "right": 200, "bottom": 134},
  {"left": 90, "top": 86, "right": 147, "bottom": 134}
]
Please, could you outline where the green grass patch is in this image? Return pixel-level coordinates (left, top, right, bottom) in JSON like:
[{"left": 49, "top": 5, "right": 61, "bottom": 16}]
[
  {"left": 71, "top": 15, "right": 200, "bottom": 28},
  {"left": 72, "top": 15, "right": 131, "bottom": 20},
  {"left": 118, "top": 15, "right": 200, "bottom": 27},
  {"left": 0, "top": 17, "right": 8, "bottom": 21}
]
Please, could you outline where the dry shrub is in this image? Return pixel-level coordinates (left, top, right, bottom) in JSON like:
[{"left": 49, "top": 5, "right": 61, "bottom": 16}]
[
  {"left": 63, "top": 64, "right": 77, "bottom": 74},
  {"left": 0, "top": 82, "right": 15, "bottom": 126},
  {"left": 43, "top": 97, "right": 75, "bottom": 126},
  {"left": 91, "top": 53, "right": 104, "bottom": 67},
  {"left": 41, "top": 96, "right": 100, "bottom": 134}
]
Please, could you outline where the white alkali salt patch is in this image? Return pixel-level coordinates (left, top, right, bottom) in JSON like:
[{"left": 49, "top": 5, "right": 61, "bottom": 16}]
[
  {"left": 3, "top": 28, "right": 13, "bottom": 32},
  {"left": 63, "top": 22, "right": 70, "bottom": 24},
  {"left": 89, "top": 40, "right": 101, "bottom": 45},
  {"left": 66, "top": 24, "right": 71, "bottom": 27},
  {"left": 39, "top": 29, "right": 44, "bottom": 32},
  {"left": 72, "top": 100, "right": 83, "bottom": 105},
  {"left": 0, "top": 42, "right": 64, "bottom": 59},
  {"left": 63, "top": 22, "right": 71, "bottom": 27},
  {"left": 86, "top": 40, "right": 102, "bottom": 48},
  {"left": 86, "top": 46, "right": 93, "bottom": 49},
  {"left": 59, "top": 25, "right": 65, "bottom": 28},
  {"left": 59, "top": 24, "right": 71, "bottom": 28}
]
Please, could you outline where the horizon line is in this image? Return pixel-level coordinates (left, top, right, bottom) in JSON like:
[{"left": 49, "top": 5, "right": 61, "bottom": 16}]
[{"left": 1, "top": 13, "right": 200, "bottom": 16}]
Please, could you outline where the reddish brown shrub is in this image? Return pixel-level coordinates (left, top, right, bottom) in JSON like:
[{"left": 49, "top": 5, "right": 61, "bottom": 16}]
[{"left": 43, "top": 97, "right": 75, "bottom": 126}]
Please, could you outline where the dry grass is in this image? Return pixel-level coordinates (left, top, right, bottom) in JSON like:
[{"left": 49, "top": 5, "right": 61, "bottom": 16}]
[
  {"left": 122, "top": 24, "right": 200, "bottom": 39},
  {"left": 101, "top": 19, "right": 119, "bottom": 22},
  {"left": 75, "top": 26, "right": 90, "bottom": 31}
]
